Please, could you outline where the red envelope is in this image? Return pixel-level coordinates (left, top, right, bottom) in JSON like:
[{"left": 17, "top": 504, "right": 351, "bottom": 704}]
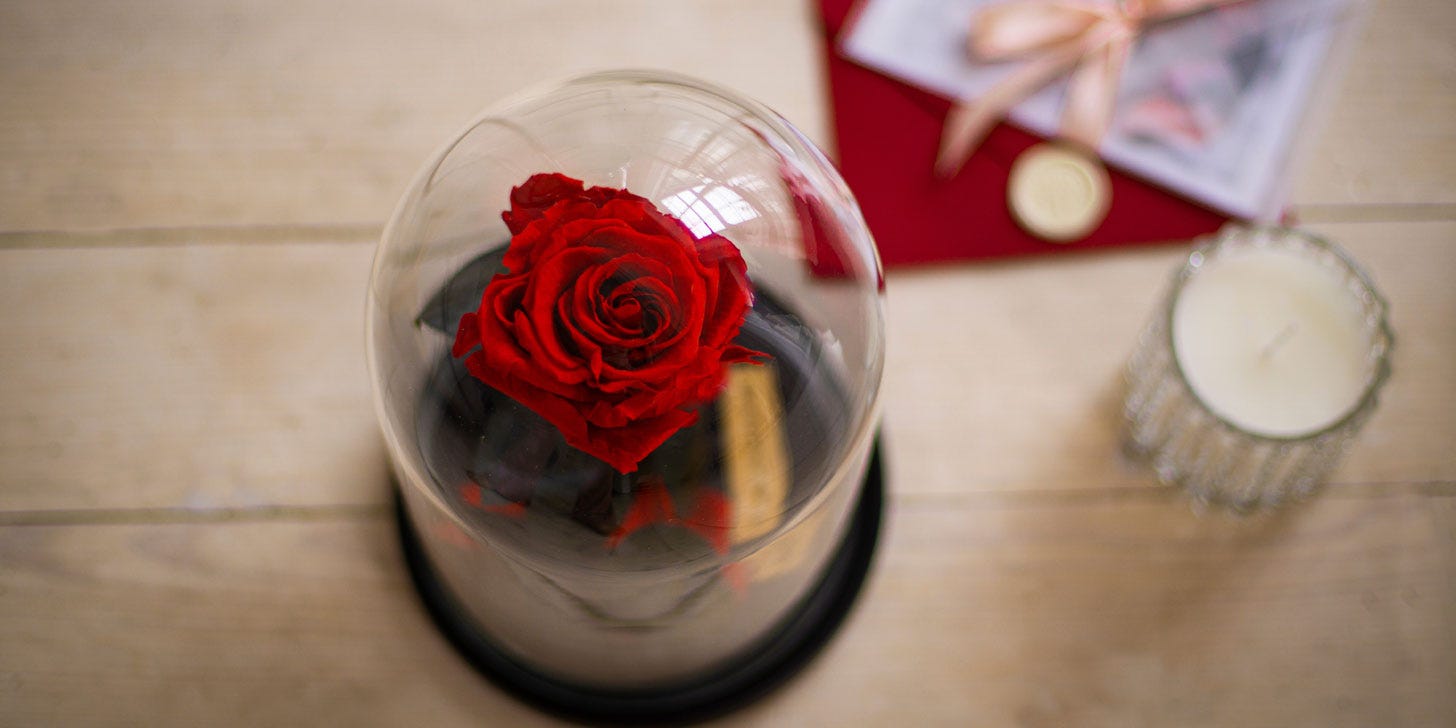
[{"left": 816, "top": 0, "right": 1231, "bottom": 269}]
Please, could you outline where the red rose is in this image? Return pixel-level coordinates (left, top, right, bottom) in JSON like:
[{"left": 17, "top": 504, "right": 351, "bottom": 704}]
[{"left": 452, "top": 173, "right": 765, "bottom": 473}]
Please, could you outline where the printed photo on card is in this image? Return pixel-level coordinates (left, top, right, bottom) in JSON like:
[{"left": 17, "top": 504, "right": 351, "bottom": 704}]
[{"left": 841, "top": 0, "right": 1358, "bottom": 219}]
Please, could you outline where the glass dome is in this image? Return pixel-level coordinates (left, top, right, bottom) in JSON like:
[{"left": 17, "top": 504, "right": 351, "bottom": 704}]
[{"left": 367, "top": 70, "right": 885, "bottom": 703}]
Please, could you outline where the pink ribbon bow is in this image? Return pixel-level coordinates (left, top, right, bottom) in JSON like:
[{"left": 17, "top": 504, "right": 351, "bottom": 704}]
[{"left": 936, "top": 0, "right": 1240, "bottom": 177}]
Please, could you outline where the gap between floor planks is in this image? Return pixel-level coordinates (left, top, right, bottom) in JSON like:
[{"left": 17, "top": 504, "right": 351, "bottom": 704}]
[
  {"left": 2, "top": 200, "right": 1455, "bottom": 252},
  {"left": 3, "top": 481, "right": 1451, "bottom": 528},
  {"left": 0, "top": 223, "right": 383, "bottom": 250}
]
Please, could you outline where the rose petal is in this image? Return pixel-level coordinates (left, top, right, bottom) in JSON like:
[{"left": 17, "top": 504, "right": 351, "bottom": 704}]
[
  {"left": 458, "top": 174, "right": 765, "bottom": 472},
  {"left": 503, "top": 173, "right": 588, "bottom": 235},
  {"left": 581, "top": 408, "right": 700, "bottom": 473}
]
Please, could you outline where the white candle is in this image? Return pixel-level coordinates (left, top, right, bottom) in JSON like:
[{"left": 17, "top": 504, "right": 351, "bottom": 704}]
[
  {"left": 1125, "top": 228, "right": 1391, "bottom": 509},
  {"left": 1171, "top": 246, "right": 1372, "bottom": 437}
]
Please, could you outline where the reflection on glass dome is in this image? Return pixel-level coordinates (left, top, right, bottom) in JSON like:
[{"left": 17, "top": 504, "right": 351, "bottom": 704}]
[
  {"left": 660, "top": 182, "right": 761, "bottom": 236},
  {"left": 367, "top": 71, "right": 884, "bottom": 702}
]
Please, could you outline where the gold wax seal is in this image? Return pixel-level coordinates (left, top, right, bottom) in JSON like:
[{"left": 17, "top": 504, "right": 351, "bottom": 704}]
[{"left": 1007, "top": 143, "right": 1111, "bottom": 243}]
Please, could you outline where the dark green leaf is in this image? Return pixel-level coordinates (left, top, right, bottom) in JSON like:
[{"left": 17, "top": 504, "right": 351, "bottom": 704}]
[{"left": 415, "top": 245, "right": 509, "bottom": 334}]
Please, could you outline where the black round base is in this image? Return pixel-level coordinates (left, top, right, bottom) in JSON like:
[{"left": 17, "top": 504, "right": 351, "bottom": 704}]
[{"left": 395, "top": 443, "right": 884, "bottom": 725}]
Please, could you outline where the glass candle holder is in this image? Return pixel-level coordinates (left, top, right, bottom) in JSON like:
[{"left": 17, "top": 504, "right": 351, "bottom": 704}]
[{"left": 1123, "top": 226, "right": 1393, "bottom": 510}]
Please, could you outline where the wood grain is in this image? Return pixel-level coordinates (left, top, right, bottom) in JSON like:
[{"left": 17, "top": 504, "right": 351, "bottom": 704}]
[
  {"left": 1290, "top": 0, "right": 1456, "bottom": 210},
  {"left": 0, "top": 0, "right": 826, "bottom": 233},
  {"left": 0, "top": 516, "right": 555, "bottom": 727},
  {"left": 0, "top": 242, "right": 383, "bottom": 511},
  {"left": 732, "top": 490, "right": 1456, "bottom": 727},
  {"left": 0, "top": 0, "right": 1452, "bottom": 724},
  {"left": 2, "top": 0, "right": 1453, "bottom": 234},
  {"left": 882, "top": 219, "right": 1456, "bottom": 496},
  {"left": 1, "top": 493, "right": 1451, "bottom": 727},
  {"left": 3, "top": 221, "right": 1450, "bottom": 512}
]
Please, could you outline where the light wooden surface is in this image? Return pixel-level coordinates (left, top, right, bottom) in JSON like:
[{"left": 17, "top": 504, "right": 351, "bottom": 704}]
[{"left": 1, "top": 1, "right": 1452, "bottom": 726}]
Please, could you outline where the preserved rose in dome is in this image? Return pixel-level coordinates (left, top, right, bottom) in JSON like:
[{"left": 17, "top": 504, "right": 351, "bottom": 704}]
[{"left": 367, "top": 71, "right": 886, "bottom": 722}]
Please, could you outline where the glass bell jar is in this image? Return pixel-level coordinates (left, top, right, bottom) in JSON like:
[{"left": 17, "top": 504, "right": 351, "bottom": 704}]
[{"left": 366, "top": 70, "right": 885, "bottom": 722}]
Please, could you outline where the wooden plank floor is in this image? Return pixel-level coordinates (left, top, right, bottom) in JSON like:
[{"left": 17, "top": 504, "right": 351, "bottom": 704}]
[{"left": 2, "top": 0, "right": 1453, "bottom": 725}]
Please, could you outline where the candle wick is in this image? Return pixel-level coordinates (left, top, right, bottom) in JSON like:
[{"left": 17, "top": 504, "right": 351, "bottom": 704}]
[{"left": 1259, "top": 322, "right": 1300, "bottom": 361}]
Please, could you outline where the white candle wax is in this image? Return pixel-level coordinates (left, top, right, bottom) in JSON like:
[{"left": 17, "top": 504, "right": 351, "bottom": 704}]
[{"left": 1172, "top": 246, "right": 1372, "bottom": 438}]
